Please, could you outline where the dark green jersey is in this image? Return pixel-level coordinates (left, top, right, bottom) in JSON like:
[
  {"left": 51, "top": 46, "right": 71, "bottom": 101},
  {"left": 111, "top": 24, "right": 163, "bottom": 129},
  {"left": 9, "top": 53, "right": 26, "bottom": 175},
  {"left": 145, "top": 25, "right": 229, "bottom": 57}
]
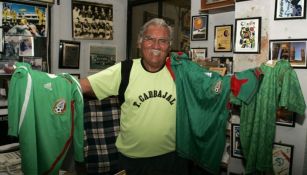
[{"left": 8, "top": 63, "right": 84, "bottom": 175}]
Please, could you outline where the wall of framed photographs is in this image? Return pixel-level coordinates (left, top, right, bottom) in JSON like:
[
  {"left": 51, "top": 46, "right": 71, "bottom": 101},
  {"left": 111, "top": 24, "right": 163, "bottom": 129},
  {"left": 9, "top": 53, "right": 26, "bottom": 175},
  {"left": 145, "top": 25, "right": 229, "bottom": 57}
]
[{"left": 191, "top": 0, "right": 307, "bottom": 174}]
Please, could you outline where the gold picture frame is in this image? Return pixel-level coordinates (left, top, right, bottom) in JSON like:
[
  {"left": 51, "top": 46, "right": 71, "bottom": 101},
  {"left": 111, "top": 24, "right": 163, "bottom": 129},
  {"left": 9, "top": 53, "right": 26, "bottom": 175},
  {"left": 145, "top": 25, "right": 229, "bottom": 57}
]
[{"left": 214, "top": 25, "right": 233, "bottom": 52}]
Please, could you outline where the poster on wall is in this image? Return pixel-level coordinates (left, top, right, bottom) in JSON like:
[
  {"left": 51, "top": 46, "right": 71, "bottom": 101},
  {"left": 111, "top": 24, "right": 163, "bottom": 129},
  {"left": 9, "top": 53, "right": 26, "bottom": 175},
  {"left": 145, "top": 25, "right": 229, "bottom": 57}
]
[
  {"left": 72, "top": 0, "right": 113, "bottom": 40},
  {"left": 191, "top": 15, "right": 208, "bottom": 41},
  {"left": 1, "top": 1, "right": 47, "bottom": 37},
  {"left": 89, "top": 45, "right": 116, "bottom": 71},
  {"left": 274, "top": 0, "right": 306, "bottom": 20},
  {"left": 273, "top": 143, "right": 294, "bottom": 175}
]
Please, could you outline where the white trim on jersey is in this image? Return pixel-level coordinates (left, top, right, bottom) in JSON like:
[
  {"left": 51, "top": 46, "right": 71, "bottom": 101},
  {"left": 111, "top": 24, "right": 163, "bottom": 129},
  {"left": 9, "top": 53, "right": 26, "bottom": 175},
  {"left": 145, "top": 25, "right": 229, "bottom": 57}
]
[{"left": 19, "top": 72, "right": 32, "bottom": 132}]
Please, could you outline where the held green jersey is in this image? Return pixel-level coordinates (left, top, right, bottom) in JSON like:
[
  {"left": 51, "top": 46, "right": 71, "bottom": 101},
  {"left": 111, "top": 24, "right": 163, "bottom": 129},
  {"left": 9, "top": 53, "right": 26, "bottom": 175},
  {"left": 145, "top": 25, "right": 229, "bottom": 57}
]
[
  {"left": 88, "top": 59, "right": 176, "bottom": 158},
  {"left": 8, "top": 62, "right": 84, "bottom": 175}
]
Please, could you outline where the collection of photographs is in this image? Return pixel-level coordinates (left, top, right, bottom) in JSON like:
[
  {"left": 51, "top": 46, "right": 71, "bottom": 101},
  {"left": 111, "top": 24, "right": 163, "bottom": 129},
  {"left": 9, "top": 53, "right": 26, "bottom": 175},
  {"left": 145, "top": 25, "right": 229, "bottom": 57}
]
[
  {"left": 197, "top": 0, "right": 304, "bottom": 174},
  {"left": 0, "top": 1, "right": 49, "bottom": 74}
]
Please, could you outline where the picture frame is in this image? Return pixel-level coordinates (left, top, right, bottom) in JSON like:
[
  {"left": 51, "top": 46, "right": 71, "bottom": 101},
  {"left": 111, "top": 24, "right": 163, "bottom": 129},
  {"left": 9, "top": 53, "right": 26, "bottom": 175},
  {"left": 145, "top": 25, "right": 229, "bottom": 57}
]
[
  {"left": 209, "top": 67, "right": 227, "bottom": 76},
  {"left": 214, "top": 25, "right": 233, "bottom": 52},
  {"left": 269, "top": 39, "right": 307, "bottom": 68},
  {"left": 231, "top": 123, "right": 243, "bottom": 159},
  {"left": 19, "top": 36, "right": 34, "bottom": 57},
  {"left": 274, "top": 0, "right": 306, "bottom": 20},
  {"left": 72, "top": 0, "right": 113, "bottom": 40},
  {"left": 191, "top": 15, "right": 208, "bottom": 41},
  {"left": 22, "top": 57, "right": 43, "bottom": 71},
  {"left": 89, "top": 45, "right": 116, "bottom": 71},
  {"left": 59, "top": 40, "right": 80, "bottom": 69},
  {"left": 234, "top": 17, "right": 261, "bottom": 54},
  {"left": 273, "top": 142, "right": 294, "bottom": 175},
  {"left": 190, "top": 48, "right": 208, "bottom": 61},
  {"left": 201, "top": 0, "right": 235, "bottom": 11},
  {"left": 276, "top": 108, "right": 296, "bottom": 127},
  {"left": 211, "top": 57, "right": 233, "bottom": 74},
  {"left": 71, "top": 73, "right": 80, "bottom": 80}
]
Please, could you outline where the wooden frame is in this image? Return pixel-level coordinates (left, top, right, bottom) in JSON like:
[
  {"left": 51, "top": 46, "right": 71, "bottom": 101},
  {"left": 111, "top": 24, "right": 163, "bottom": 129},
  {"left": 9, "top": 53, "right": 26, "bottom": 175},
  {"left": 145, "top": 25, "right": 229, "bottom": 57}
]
[
  {"left": 274, "top": 0, "right": 306, "bottom": 20},
  {"left": 273, "top": 142, "right": 294, "bottom": 175},
  {"left": 201, "top": 0, "right": 235, "bottom": 11},
  {"left": 231, "top": 123, "right": 243, "bottom": 159},
  {"left": 191, "top": 15, "right": 208, "bottom": 41},
  {"left": 209, "top": 67, "right": 227, "bottom": 76},
  {"left": 89, "top": 45, "right": 116, "bottom": 71},
  {"left": 234, "top": 17, "right": 261, "bottom": 54},
  {"left": 59, "top": 40, "right": 80, "bottom": 69},
  {"left": 276, "top": 108, "right": 296, "bottom": 127},
  {"left": 214, "top": 25, "right": 233, "bottom": 52},
  {"left": 269, "top": 39, "right": 307, "bottom": 68},
  {"left": 190, "top": 48, "right": 208, "bottom": 61},
  {"left": 72, "top": 0, "right": 113, "bottom": 40}
]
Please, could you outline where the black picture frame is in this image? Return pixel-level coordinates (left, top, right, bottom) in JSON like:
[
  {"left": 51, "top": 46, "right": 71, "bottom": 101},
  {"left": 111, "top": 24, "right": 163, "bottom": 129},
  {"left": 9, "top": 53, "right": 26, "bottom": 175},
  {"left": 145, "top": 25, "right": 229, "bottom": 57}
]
[
  {"left": 234, "top": 17, "right": 261, "bottom": 54},
  {"left": 191, "top": 15, "right": 208, "bottom": 41},
  {"left": 276, "top": 108, "right": 296, "bottom": 127},
  {"left": 231, "top": 123, "right": 243, "bottom": 159},
  {"left": 273, "top": 142, "right": 294, "bottom": 175},
  {"left": 214, "top": 25, "right": 233, "bottom": 52},
  {"left": 59, "top": 40, "right": 80, "bottom": 69},
  {"left": 274, "top": 0, "right": 306, "bottom": 20},
  {"left": 269, "top": 39, "right": 307, "bottom": 69}
]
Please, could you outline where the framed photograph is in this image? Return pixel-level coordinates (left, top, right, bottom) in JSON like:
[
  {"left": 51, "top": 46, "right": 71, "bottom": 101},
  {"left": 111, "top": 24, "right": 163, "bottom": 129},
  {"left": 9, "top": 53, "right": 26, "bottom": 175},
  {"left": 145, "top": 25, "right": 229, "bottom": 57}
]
[
  {"left": 276, "top": 108, "right": 295, "bottom": 127},
  {"left": 89, "top": 45, "right": 116, "bottom": 71},
  {"left": 211, "top": 57, "right": 233, "bottom": 74},
  {"left": 191, "top": 15, "right": 208, "bottom": 41},
  {"left": 72, "top": 0, "right": 113, "bottom": 40},
  {"left": 234, "top": 17, "right": 261, "bottom": 54},
  {"left": 214, "top": 25, "right": 233, "bottom": 52},
  {"left": 2, "top": 2, "right": 47, "bottom": 37},
  {"left": 19, "top": 36, "right": 34, "bottom": 56},
  {"left": 274, "top": 0, "right": 306, "bottom": 20},
  {"left": 0, "top": 27, "right": 3, "bottom": 53},
  {"left": 273, "top": 143, "right": 294, "bottom": 175},
  {"left": 4, "top": 35, "right": 20, "bottom": 60},
  {"left": 190, "top": 48, "right": 208, "bottom": 61},
  {"left": 231, "top": 123, "right": 243, "bottom": 159},
  {"left": 59, "top": 40, "right": 80, "bottom": 69},
  {"left": 269, "top": 39, "right": 307, "bottom": 68},
  {"left": 201, "top": 0, "right": 235, "bottom": 11}
]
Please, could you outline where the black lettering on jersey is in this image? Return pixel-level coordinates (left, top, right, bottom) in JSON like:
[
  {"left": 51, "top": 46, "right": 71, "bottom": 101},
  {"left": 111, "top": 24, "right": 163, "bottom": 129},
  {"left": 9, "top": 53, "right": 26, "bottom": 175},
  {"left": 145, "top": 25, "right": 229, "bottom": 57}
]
[{"left": 133, "top": 90, "right": 176, "bottom": 108}]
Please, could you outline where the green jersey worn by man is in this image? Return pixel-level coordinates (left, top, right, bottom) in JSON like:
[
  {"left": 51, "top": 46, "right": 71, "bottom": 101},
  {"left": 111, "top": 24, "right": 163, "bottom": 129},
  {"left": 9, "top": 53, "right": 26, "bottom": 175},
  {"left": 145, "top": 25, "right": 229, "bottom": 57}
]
[{"left": 8, "top": 62, "right": 84, "bottom": 175}]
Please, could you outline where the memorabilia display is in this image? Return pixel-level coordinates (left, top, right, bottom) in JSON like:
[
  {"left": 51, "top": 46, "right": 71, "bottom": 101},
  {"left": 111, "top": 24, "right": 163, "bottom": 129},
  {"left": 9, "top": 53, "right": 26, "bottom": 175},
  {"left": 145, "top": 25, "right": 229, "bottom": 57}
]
[
  {"left": 274, "top": 0, "right": 306, "bottom": 20},
  {"left": 89, "top": 45, "right": 116, "bottom": 70},
  {"left": 214, "top": 25, "right": 233, "bottom": 52},
  {"left": 234, "top": 17, "right": 261, "bottom": 53}
]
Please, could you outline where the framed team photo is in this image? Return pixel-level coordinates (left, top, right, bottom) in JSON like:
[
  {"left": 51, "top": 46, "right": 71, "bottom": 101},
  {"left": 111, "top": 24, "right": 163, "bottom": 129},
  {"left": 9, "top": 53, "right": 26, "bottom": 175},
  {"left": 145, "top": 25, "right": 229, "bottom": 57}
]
[
  {"left": 72, "top": 0, "right": 113, "bottom": 40},
  {"left": 274, "top": 0, "right": 306, "bottom": 20},
  {"left": 234, "top": 17, "right": 261, "bottom": 54}
]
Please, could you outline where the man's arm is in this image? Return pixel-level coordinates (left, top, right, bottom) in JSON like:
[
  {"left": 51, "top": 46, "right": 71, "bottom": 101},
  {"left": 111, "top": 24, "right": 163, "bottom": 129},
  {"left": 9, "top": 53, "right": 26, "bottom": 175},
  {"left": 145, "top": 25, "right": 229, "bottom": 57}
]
[{"left": 79, "top": 78, "right": 97, "bottom": 98}]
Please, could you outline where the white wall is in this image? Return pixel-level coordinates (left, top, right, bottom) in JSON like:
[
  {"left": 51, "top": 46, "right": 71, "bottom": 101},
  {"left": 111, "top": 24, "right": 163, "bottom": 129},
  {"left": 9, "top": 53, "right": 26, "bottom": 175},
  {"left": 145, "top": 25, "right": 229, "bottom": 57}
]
[
  {"left": 191, "top": 0, "right": 307, "bottom": 174},
  {"left": 50, "top": 0, "right": 127, "bottom": 78}
]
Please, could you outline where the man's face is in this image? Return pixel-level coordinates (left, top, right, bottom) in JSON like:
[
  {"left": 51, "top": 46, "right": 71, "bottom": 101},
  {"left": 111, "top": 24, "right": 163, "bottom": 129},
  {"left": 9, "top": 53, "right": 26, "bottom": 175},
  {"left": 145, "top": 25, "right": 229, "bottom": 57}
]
[{"left": 139, "top": 24, "right": 171, "bottom": 71}]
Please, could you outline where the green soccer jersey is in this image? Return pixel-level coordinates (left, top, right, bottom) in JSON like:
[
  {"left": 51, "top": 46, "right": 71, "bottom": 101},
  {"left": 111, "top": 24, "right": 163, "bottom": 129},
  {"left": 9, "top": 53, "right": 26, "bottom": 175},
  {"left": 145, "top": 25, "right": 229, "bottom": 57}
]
[
  {"left": 8, "top": 62, "right": 84, "bottom": 175},
  {"left": 239, "top": 60, "right": 306, "bottom": 174},
  {"left": 88, "top": 59, "right": 176, "bottom": 158}
]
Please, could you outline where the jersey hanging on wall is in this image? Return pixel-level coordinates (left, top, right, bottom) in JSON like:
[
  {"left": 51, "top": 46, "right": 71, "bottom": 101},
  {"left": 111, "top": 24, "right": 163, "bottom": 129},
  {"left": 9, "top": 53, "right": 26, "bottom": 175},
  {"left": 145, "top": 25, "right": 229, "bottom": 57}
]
[{"left": 7, "top": 62, "right": 84, "bottom": 175}]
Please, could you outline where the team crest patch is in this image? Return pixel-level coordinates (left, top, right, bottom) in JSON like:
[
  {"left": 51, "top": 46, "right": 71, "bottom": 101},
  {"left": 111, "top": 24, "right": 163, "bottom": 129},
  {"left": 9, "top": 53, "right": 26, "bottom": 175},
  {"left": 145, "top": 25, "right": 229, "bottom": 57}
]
[
  {"left": 53, "top": 99, "right": 66, "bottom": 114},
  {"left": 213, "top": 80, "right": 222, "bottom": 94}
]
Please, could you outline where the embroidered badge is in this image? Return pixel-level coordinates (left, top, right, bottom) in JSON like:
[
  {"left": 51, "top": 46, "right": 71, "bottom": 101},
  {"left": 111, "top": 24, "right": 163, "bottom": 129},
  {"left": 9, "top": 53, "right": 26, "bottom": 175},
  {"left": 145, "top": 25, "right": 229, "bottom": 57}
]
[
  {"left": 213, "top": 80, "right": 222, "bottom": 94},
  {"left": 53, "top": 99, "right": 66, "bottom": 114}
]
